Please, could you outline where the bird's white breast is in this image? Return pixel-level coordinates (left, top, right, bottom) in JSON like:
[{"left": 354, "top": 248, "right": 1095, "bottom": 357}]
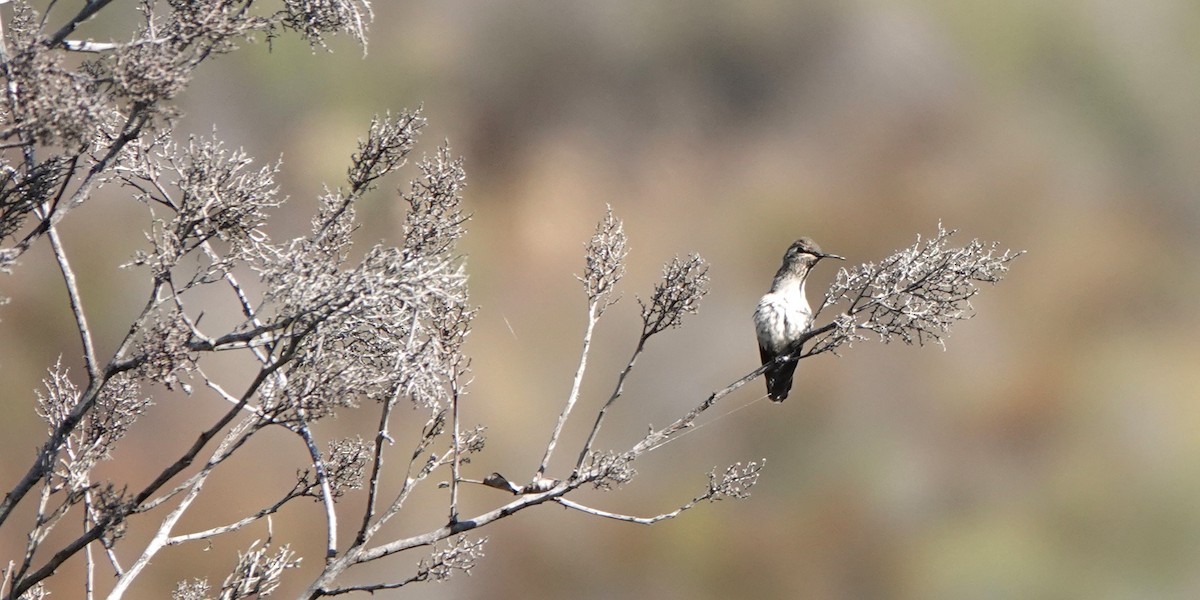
[{"left": 754, "top": 284, "right": 813, "bottom": 353}]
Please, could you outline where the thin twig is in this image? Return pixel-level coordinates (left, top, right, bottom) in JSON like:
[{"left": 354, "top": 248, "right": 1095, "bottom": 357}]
[
  {"left": 449, "top": 371, "right": 462, "bottom": 524},
  {"left": 82, "top": 491, "right": 98, "bottom": 600},
  {"left": 295, "top": 410, "right": 339, "bottom": 561},
  {"left": 60, "top": 39, "right": 119, "bottom": 52},
  {"left": 109, "top": 416, "right": 258, "bottom": 600},
  {"left": 45, "top": 0, "right": 118, "bottom": 49},
  {"left": 574, "top": 331, "right": 649, "bottom": 473},
  {"left": 45, "top": 224, "right": 99, "bottom": 380},
  {"left": 364, "top": 480, "right": 573, "bottom": 562},
  {"left": 553, "top": 498, "right": 690, "bottom": 525},
  {"left": 354, "top": 406, "right": 451, "bottom": 553},
  {"left": 321, "top": 575, "right": 424, "bottom": 596},
  {"left": 166, "top": 487, "right": 303, "bottom": 545},
  {"left": 354, "top": 390, "right": 397, "bottom": 547},
  {"left": 536, "top": 301, "right": 598, "bottom": 479}
]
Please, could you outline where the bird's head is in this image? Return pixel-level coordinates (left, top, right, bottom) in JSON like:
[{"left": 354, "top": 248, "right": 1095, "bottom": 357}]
[{"left": 784, "top": 237, "right": 844, "bottom": 265}]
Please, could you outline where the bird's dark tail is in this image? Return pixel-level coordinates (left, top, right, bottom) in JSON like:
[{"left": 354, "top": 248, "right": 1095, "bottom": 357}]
[
  {"left": 765, "top": 359, "right": 798, "bottom": 402},
  {"left": 759, "top": 345, "right": 799, "bottom": 402}
]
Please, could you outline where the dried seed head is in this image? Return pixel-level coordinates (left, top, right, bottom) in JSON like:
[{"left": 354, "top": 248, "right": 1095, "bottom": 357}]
[
  {"left": 579, "top": 205, "right": 628, "bottom": 312},
  {"left": 813, "top": 223, "right": 1021, "bottom": 355},
  {"left": 640, "top": 253, "right": 709, "bottom": 336}
]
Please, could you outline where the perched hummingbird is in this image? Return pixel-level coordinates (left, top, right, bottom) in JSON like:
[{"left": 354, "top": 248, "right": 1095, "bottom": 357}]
[{"left": 754, "top": 238, "right": 843, "bottom": 401}]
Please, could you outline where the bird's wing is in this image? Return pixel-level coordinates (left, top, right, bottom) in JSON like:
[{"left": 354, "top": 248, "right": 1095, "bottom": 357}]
[{"left": 758, "top": 342, "right": 773, "bottom": 367}]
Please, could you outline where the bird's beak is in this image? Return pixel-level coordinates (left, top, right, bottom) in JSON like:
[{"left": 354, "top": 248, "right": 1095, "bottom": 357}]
[{"left": 818, "top": 252, "right": 845, "bottom": 261}]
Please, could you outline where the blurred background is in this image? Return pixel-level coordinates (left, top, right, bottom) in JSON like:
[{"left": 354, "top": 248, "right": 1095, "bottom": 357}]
[{"left": 4, "top": 0, "right": 1200, "bottom": 598}]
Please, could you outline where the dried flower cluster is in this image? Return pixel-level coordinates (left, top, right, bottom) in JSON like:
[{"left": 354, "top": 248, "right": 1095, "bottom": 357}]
[
  {"left": 806, "top": 223, "right": 1023, "bottom": 356},
  {"left": 282, "top": 0, "right": 374, "bottom": 49},
  {"left": 0, "top": 157, "right": 69, "bottom": 240},
  {"left": 580, "top": 205, "right": 628, "bottom": 311},
  {"left": 704, "top": 460, "right": 765, "bottom": 502},
  {"left": 585, "top": 450, "right": 638, "bottom": 490},
  {"left": 220, "top": 540, "right": 301, "bottom": 599},
  {"left": 127, "top": 134, "right": 283, "bottom": 276},
  {"left": 28, "top": 361, "right": 147, "bottom": 561},
  {"left": 419, "top": 536, "right": 487, "bottom": 583},
  {"left": 320, "top": 437, "right": 370, "bottom": 498},
  {"left": 4, "top": 43, "right": 104, "bottom": 148},
  {"left": 640, "top": 253, "right": 710, "bottom": 335},
  {"left": 172, "top": 578, "right": 211, "bottom": 600}
]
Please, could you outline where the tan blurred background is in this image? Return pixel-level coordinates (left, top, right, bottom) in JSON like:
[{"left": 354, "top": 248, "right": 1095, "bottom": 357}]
[{"left": 4, "top": 0, "right": 1200, "bottom": 598}]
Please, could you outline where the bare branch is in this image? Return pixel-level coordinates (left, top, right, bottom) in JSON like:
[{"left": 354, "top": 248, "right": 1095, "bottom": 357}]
[
  {"left": 109, "top": 413, "right": 263, "bottom": 600},
  {"left": 166, "top": 487, "right": 303, "bottom": 546},
  {"left": 321, "top": 536, "right": 486, "bottom": 596},
  {"left": 45, "top": 226, "right": 98, "bottom": 379},
  {"left": 45, "top": 0, "right": 119, "bottom": 49},
  {"left": 294, "top": 413, "right": 340, "bottom": 562},
  {"left": 535, "top": 207, "right": 627, "bottom": 480},
  {"left": 575, "top": 253, "right": 709, "bottom": 471},
  {"left": 449, "top": 369, "right": 464, "bottom": 524},
  {"left": 61, "top": 39, "right": 120, "bottom": 53},
  {"left": 558, "top": 459, "right": 763, "bottom": 523},
  {"left": 561, "top": 461, "right": 764, "bottom": 525}
]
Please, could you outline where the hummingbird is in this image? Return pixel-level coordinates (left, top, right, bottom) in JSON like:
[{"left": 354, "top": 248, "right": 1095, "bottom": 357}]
[{"left": 754, "top": 237, "right": 843, "bottom": 401}]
